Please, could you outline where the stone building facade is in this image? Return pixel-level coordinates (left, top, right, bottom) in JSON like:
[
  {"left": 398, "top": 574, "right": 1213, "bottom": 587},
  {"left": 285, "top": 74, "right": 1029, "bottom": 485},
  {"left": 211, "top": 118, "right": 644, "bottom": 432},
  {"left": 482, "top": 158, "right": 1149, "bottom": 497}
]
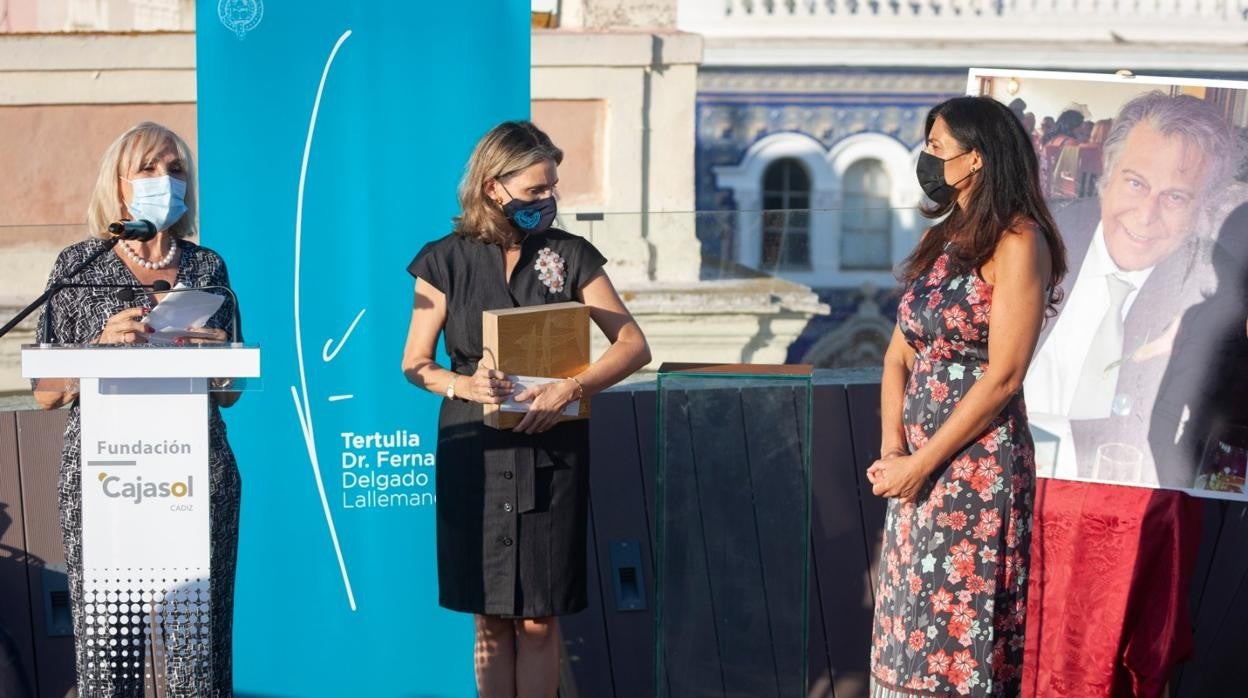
[{"left": 679, "top": 0, "right": 1248, "bottom": 367}]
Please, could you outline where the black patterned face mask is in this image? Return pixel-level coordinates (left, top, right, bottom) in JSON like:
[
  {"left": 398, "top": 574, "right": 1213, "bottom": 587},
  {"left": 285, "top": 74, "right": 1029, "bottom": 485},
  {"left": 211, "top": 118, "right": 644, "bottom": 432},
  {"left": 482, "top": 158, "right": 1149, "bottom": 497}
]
[
  {"left": 916, "top": 150, "right": 973, "bottom": 205},
  {"left": 500, "top": 183, "right": 557, "bottom": 234}
]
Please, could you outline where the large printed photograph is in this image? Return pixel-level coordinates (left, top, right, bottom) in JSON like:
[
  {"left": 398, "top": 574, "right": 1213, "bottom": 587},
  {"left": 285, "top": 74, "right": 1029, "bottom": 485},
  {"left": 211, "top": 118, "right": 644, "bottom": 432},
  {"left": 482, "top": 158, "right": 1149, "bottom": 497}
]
[{"left": 971, "top": 69, "right": 1248, "bottom": 500}]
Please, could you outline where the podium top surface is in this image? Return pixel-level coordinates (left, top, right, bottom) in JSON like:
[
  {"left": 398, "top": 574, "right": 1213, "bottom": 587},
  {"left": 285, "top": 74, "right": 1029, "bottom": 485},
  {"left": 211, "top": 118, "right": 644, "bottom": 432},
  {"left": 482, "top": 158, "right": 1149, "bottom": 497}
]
[{"left": 21, "top": 344, "right": 261, "bottom": 379}]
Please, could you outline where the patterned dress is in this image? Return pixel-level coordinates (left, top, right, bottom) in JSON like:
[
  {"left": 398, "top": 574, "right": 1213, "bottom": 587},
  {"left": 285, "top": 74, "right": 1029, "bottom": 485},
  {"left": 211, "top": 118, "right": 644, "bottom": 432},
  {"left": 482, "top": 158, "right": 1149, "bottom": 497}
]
[
  {"left": 36, "top": 238, "right": 241, "bottom": 697},
  {"left": 870, "top": 251, "right": 1035, "bottom": 697}
]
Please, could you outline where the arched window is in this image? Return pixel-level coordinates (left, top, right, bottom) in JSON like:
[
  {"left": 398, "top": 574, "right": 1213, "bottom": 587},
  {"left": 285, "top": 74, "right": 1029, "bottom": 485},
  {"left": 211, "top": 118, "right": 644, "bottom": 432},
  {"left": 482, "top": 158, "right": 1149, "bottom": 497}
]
[
  {"left": 761, "top": 158, "right": 811, "bottom": 269},
  {"left": 841, "top": 159, "right": 892, "bottom": 270}
]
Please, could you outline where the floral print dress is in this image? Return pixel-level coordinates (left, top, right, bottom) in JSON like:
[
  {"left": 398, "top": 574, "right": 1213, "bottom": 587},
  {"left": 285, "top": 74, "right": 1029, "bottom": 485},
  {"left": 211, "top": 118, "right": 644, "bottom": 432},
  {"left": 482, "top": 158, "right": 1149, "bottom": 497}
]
[{"left": 870, "top": 252, "right": 1035, "bottom": 697}]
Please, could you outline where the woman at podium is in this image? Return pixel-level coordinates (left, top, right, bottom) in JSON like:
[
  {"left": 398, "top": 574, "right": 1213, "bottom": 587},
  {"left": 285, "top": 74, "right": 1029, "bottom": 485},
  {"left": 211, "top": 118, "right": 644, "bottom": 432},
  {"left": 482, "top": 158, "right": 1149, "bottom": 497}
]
[
  {"left": 402, "top": 121, "right": 651, "bottom": 697},
  {"left": 32, "top": 122, "right": 242, "bottom": 696}
]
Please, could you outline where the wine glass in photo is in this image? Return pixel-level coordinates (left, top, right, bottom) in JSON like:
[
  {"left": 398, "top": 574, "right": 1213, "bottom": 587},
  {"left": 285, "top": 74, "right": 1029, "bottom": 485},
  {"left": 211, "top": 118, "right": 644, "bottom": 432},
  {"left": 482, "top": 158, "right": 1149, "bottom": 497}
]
[{"left": 1093, "top": 442, "right": 1144, "bottom": 483}]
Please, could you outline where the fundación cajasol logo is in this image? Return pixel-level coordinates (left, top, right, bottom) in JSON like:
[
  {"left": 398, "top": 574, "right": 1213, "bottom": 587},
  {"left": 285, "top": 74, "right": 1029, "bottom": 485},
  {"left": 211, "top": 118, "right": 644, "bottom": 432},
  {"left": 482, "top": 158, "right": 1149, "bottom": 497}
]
[{"left": 98, "top": 471, "right": 195, "bottom": 505}]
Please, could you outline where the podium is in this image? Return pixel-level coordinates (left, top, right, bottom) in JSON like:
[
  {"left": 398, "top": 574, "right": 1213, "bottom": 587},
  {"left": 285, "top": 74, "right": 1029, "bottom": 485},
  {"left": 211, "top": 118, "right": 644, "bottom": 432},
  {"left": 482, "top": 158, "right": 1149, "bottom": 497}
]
[{"left": 21, "top": 344, "right": 259, "bottom": 692}]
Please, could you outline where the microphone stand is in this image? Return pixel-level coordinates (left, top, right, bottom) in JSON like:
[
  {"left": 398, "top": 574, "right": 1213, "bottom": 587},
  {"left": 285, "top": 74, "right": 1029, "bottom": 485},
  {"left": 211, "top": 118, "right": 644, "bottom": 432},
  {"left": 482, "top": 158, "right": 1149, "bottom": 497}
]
[{"left": 0, "top": 238, "right": 122, "bottom": 341}]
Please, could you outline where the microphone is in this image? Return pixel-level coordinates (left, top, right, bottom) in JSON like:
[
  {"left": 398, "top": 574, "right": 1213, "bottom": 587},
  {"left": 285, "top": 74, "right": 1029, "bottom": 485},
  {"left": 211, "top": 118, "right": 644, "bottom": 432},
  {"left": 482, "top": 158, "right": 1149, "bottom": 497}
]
[
  {"left": 108, "top": 220, "right": 157, "bottom": 241},
  {"left": 115, "top": 280, "right": 171, "bottom": 302}
]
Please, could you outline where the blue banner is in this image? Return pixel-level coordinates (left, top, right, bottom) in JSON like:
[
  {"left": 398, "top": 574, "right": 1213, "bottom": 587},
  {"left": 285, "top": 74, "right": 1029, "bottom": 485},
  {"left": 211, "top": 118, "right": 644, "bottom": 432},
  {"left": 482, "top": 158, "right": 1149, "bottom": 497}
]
[{"left": 196, "top": 3, "right": 530, "bottom": 695}]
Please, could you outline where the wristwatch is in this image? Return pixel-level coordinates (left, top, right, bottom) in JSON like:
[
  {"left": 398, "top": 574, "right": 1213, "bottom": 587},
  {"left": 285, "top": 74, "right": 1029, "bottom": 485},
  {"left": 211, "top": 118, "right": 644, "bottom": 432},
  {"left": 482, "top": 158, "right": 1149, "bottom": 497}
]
[{"left": 445, "top": 376, "right": 457, "bottom": 401}]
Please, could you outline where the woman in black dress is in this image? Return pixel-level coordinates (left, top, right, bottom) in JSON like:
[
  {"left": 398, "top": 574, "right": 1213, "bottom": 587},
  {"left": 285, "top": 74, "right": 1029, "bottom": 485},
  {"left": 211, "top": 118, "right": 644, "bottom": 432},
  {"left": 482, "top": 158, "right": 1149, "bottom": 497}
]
[
  {"left": 33, "top": 122, "right": 242, "bottom": 696},
  {"left": 401, "top": 121, "right": 651, "bottom": 698}
]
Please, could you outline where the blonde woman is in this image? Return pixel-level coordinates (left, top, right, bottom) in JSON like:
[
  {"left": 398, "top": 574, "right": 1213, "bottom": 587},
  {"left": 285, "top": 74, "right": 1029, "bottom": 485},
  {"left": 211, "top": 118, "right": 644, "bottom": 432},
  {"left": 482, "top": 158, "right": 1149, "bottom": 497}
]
[
  {"left": 402, "top": 121, "right": 651, "bottom": 697},
  {"left": 33, "top": 122, "right": 242, "bottom": 696}
]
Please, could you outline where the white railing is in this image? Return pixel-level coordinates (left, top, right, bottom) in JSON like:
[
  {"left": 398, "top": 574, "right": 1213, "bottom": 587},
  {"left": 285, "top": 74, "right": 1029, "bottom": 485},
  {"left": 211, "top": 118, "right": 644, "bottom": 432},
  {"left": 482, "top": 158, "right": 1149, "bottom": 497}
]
[{"left": 678, "top": 0, "right": 1248, "bottom": 42}]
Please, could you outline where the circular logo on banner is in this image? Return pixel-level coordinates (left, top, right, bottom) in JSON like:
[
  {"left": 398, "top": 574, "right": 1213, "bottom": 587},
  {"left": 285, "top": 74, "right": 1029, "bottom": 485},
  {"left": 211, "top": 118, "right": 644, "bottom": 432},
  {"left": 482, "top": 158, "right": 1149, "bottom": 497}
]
[{"left": 218, "top": 0, "right": 264, "bottom": 39}]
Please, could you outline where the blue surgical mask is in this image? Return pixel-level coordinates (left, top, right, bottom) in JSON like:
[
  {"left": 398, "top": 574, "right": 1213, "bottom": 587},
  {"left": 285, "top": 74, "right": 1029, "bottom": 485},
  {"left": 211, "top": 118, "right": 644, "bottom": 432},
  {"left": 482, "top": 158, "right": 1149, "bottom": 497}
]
[
  {"left": 125, "top": 175, "right": 188, "bottom": 232},
  {"left": 500, "top": 183, "right": 557, "bottom": 234}
]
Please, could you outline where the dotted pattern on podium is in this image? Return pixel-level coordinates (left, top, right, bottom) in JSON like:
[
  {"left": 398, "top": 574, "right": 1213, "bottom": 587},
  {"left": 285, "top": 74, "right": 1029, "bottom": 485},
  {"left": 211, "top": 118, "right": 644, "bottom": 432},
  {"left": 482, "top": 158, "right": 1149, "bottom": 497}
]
[{"left": 81, "top": 569, "right": 211, "bottom": 695}]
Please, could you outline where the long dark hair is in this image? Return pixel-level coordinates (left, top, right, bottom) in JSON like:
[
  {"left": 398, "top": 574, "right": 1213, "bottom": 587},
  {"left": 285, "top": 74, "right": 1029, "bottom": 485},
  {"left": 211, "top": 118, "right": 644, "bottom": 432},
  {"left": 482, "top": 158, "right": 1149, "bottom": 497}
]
[{"left": 900, "top": 96, "right": 1067, "bottom": 315}]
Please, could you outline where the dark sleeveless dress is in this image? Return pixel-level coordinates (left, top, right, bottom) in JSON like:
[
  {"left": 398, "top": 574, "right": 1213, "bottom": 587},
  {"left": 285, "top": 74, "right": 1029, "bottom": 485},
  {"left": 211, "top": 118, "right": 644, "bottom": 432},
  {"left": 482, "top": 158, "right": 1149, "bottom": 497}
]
[
  {"left": 407, "top": 228, "right": 606, "bottom": 618},
  {"left": 869, "top": 251, "right": 1035, "bottom": 697}
]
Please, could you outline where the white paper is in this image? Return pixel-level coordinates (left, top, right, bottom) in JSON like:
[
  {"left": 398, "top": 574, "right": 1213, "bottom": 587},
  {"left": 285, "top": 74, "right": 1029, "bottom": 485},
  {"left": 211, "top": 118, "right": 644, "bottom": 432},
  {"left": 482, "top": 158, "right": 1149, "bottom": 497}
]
[
  {"left": 145, "top": 283, "right": 225, "bottom": 346},
  {"left": 499, "top": 375, "right": 581, "bottom": 415}
]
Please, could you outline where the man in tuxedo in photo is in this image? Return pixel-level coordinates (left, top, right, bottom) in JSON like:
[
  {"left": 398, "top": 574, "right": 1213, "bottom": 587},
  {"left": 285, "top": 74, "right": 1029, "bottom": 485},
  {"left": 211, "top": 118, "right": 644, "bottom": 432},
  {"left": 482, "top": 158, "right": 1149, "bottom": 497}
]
[
  {"left": 1024, "top": 91, "right": 1237, "bottom": 487},
  {"left": 1022, "top": 92, "right": 1241, "bottom": 697}
]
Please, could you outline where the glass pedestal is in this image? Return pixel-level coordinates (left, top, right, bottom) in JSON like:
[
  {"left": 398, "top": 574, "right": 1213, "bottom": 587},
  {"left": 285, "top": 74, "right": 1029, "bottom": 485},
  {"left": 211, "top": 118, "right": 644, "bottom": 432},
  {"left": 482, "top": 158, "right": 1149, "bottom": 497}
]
[{"left": 654, "top": 364, "right": 814, "bottom": 698}]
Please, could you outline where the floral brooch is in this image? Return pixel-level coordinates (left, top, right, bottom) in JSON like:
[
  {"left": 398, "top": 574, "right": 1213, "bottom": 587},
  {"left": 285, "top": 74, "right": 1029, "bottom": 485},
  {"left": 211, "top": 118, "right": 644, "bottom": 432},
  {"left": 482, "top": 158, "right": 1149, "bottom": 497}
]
[{"left": 534, "top": 247, "right": 566, "bottom": 293}]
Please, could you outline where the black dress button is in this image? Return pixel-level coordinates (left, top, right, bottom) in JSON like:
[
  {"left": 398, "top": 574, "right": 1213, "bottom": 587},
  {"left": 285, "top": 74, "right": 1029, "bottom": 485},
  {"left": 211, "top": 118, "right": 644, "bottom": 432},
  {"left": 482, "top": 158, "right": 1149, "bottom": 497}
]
[
  {"left": 503, "top": 470, "right": 514, "bottom": 480},
  {"left": 502, "top": 537, "right": 514, "bottom": 547}
]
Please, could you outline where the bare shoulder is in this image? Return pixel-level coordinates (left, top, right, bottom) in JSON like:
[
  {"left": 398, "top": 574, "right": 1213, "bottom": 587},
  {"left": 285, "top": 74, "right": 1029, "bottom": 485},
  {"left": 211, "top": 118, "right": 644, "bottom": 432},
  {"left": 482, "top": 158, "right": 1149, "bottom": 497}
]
[{"left": 984, "top": 219, "right": 1049, "bottom": 284}]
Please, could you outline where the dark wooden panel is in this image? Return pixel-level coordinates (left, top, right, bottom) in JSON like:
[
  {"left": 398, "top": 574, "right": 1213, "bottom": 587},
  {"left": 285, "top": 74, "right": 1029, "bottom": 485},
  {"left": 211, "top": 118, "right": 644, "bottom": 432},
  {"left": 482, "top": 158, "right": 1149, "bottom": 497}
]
[
  {"left": 15, "top": 408, "right": 75, "bottom": 698},
  {"left": 1187, "top": 500, "right": 1228, "bottom": 614},
  {"left": 809, "top": 383, "right": 873, "bottom": 698},
  {"left": 1171, "top": 499, "right": 1231, "bottom": 693},
  {"left": 845, "top": 384, "right": 886, "bottom": 599},
  {"left": 806, "top": 554, "right": 836, "bottom": 698},
  {"left": 688, "top": 385, "right": 787, "bottom": 697},
  {"left": 632, "top": 389, "right": 658, "bottom": 551},
  {"left": 1174, "top": 502, "right": 1248, "bottom": 697},
  {"left": 0, "top": 411, "right": 38, "bottom": 694},
  {"left": 631, "top": 388, "right": 663, "bottom": 698},
  {"left": 654, "top": 388, "right": 726, "bottom": 697},
  {"left": 739, "top": 384, "right": 810, "bottom": 697},
  {"left": 586, "top": 391, "right": 654, "bottom": 698},
  {"left": 561, "top": 496, "right": 618, "bottom": 698}
]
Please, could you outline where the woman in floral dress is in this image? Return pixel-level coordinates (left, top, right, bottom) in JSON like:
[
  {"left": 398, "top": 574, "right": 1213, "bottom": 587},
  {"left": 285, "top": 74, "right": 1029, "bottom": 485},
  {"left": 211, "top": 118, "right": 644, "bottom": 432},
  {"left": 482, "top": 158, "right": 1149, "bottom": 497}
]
[{"left": 867, "top": 96, "right": 1067, "bottom": 696}]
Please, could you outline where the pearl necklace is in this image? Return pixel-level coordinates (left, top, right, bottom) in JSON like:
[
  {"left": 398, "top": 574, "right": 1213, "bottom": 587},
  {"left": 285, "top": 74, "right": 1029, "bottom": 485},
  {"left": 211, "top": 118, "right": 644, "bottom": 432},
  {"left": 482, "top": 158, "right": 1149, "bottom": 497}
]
[{"left": 121, "top": 239, "right": 178, "bottom": 270}]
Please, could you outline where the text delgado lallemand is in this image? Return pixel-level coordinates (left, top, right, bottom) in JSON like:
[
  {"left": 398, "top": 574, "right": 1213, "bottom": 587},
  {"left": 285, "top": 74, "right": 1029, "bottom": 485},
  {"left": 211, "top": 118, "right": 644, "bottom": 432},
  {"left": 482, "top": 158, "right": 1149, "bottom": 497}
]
[{"left": 339, "top": 430, "right": 435, "bottom": 509}]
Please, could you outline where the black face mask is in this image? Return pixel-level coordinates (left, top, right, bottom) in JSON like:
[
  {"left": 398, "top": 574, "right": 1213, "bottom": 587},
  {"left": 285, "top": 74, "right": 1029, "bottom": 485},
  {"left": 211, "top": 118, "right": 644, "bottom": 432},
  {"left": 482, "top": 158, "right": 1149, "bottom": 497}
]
[
  {"left": 500, "top": 183, "right": 557, "bottom": 234},
  {"left": 916, "top": 150, "right": 974, "bottom": 205}
]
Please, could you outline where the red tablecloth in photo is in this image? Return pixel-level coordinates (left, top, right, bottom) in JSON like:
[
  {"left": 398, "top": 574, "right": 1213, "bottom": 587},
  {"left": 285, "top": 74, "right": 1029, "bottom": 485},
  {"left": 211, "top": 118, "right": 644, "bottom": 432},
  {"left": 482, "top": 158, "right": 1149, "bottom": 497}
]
[{"left": 1022, "top": 479, "right": 1204, "bottom": 697}]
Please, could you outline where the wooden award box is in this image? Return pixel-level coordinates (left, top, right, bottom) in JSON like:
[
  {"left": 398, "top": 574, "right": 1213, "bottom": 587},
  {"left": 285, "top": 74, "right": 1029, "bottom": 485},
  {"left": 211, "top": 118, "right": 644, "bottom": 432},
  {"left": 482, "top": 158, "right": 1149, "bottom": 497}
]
[{"left": 482, "top": 301, "right": 592, "bottom": 429}]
